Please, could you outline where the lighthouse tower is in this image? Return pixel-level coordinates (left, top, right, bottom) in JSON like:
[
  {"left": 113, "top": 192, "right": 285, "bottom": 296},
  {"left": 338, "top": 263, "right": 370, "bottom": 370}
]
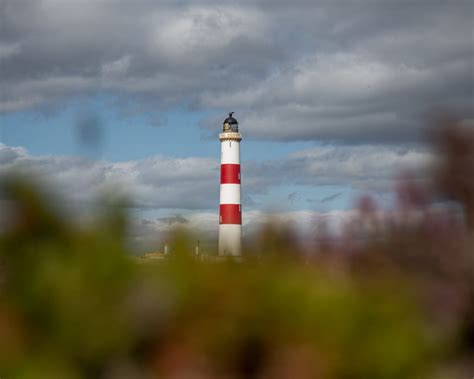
[{"left": 219, "top": 112, "right": 242, "bottom": 256}]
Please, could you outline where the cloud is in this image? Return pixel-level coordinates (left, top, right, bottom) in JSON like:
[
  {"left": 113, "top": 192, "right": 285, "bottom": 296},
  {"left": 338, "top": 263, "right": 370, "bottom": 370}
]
[
  {"left": 1, "top": 0, "right": 471, "bottom": 143},
  {"left": 130, "top": 211, "right": 219, "bottom": 251},
  {"left": 201, "top": 52, "right": 473, "bottom": 142},
  {"left": 156, "top": 214, "right": 189, "bottom": 226},
  {"left": 244, "top": 144, "right": 434, "bottom": 194},
  {"left": 0, "top": 141, "right": 437, "bottom": 251},
  {"left": 320, "top": 192, "right": 343, "bottom": 204},
  {"left": 0, "top": 143, "right": 220, "bottom": 210},
  {"left": 129, "top": 208, "right": 358, "bottom": 251},
  {"left": 101, "top": 55, "right": 132, "bottom": 79},
  {"left": 0, "top": 1, "right": 276, "bottom": 111},
  {"left": 0, "top": 142, "right": 434, "bottom": 213},
  {"left": 0, "top": 144, "right": 27, "bottom": 164},
  {"left": 287, "top": 192, "right": 298, "bottom": 203},
  {"left": 0, "top": 42, "right": 21, "bottom": 59},
  {"left": 239, "top": 208, "right": 362, "bottom": 248}
]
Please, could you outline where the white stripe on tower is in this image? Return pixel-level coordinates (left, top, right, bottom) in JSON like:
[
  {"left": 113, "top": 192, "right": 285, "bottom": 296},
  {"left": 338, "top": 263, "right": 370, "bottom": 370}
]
[
  {"left": 219, "top": 113, "right": 242, "bottom": 256},
  {"left": 220, "top": 184, "right": 241, "bottom": 204}
]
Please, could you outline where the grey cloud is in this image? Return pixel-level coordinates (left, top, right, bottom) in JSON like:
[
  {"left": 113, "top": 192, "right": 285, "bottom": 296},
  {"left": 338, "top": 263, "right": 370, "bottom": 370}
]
[
  {"left": 243, "top": 144, "right": 434, "bottom": 193},
  {"left": 306, "top": 192, "right": 344, "bottom": 205},
  {"left": 287, "top": 192, "right": 298, "bottom": 202},
  {"left": 320, "top": 192, "right": 343, "bottom": 204},
  {"left": 0, "top": 42, "right": 21, "bottom": 59},
  {"left": 202, "top": 52, "right": 472, "bottom": 142},
  {"left": 157, "top": 214, "right": 189, "bottom": 225},
  {"left": 1, "top": 1, "right": 278, "bottom": 111},
  {"left": 130, "top": 208, "right": 358, "bottom": 251},
  {"left": 1, "top": 0, "right": 471, "bottom": 143},
  {"left": 130, "top": 211, "right": 218, "bottom": 251}
]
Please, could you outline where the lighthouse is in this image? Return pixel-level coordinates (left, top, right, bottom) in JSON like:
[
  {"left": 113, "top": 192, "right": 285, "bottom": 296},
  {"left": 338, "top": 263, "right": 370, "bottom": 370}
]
[{"left": 218, "top": 112, "right": 242, "bottom": 256}]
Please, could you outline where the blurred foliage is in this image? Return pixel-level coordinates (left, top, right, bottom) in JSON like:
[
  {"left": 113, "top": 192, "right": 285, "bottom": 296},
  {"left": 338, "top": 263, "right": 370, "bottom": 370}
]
[{"left": 0, "top": 122, "right": 473, "bottom": 378}]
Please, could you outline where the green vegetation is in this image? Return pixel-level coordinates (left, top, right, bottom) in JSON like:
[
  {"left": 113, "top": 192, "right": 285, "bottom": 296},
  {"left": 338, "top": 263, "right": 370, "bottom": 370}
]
[{"left": 0, "top": 124, "right": 472, "bottom": 378}]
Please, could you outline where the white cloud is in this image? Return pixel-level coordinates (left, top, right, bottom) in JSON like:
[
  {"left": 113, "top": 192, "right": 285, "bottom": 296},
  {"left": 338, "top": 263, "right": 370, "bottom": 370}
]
[
  {"left": 0, "top": 143, "right": 219, "bottom": 209},
  {"left": 0, "top": 144, "right": 28, "bottom": 164},
  {"left": 0, "top": 142, "right": 434, "bottom": 213}
]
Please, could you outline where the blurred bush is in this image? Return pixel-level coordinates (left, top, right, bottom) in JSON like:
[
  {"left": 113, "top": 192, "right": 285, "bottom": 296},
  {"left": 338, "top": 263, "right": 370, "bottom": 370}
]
[{"left": 0, "top": 122, "right": 472, "bottom": 378}]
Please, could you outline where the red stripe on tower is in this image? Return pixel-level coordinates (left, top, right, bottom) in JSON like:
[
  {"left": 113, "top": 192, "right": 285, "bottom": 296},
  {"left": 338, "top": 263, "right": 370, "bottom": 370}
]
[
  {"left": 220, "top": 164, "right": 241, "bottom": 184},
  {"left": 220, "top": 204, "right": 242, "bottom": 224}
]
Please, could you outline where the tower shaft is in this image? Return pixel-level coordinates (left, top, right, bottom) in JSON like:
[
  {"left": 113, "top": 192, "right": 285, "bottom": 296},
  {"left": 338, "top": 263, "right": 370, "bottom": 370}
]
[{"left": 219, "top": 131, "right": 242, "bottom": 256}]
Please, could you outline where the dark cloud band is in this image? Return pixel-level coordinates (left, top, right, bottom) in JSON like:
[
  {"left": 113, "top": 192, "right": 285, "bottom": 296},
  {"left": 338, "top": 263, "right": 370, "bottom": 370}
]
[{"left": 1, "top": 0, "right": 472, "bottom": 143}]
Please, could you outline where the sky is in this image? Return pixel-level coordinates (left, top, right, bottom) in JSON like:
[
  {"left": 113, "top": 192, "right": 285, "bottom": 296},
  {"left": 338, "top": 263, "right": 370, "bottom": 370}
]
[{"left": 0, "top": 0, "right": 473, "bottom": 250}]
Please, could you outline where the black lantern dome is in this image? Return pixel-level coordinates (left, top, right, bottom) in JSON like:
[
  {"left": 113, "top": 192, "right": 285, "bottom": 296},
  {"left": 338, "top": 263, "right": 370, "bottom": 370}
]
[{"left": 223, "top": 112, "right": 238, "bottom": 132}]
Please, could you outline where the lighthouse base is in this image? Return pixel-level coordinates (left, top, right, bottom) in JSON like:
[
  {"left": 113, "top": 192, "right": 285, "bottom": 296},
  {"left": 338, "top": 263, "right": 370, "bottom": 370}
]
[{"left": 218, "top": 224, "right": 242, "bottom": 256}]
